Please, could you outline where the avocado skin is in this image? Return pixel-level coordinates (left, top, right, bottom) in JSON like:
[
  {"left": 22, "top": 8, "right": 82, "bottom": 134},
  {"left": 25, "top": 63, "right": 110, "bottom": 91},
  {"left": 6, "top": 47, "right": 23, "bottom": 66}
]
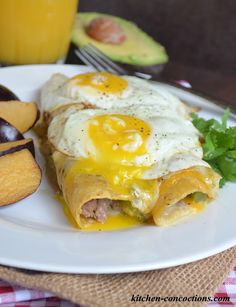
[{"left": 72, "top": 12, "right": 168, "bottom": 67}]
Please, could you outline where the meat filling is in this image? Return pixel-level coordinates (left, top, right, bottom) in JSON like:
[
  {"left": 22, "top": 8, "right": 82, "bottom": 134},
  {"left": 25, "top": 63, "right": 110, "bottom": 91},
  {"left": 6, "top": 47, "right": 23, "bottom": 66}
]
[{"left": 81, "top": 199, "right": 116, "bottom": 223}]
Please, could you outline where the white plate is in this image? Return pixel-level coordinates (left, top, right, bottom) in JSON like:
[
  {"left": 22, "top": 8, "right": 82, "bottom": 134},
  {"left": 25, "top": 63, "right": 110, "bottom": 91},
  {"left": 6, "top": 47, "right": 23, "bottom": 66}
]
[{"left": 0, "top": 64, "right": 235, "bottom": 274}]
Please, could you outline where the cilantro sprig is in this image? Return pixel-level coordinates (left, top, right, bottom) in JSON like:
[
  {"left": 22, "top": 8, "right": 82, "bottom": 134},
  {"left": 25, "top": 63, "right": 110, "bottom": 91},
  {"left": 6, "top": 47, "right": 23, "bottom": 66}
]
[{"left": 191, "top": 108, "right": 236, "bottom": 187}]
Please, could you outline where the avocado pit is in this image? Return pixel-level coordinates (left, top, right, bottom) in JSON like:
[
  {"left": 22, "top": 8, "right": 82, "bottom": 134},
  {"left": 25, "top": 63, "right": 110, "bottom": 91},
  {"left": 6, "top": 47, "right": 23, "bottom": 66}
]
[{"left": 86, "top": 17, "right": 126, "bottom": 45}]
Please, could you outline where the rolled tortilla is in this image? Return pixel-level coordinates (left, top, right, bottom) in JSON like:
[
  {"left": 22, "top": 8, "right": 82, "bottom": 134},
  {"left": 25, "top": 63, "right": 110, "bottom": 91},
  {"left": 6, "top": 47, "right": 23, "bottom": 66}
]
[
  {"left": 152, "top": 166, "right": 220, "bottom": 226},
  {"left": 53, "top": 151, "right": 130, "bottom": 228},
  {"left": 53, "top": 150, "right": 220, "bottom": 228}
]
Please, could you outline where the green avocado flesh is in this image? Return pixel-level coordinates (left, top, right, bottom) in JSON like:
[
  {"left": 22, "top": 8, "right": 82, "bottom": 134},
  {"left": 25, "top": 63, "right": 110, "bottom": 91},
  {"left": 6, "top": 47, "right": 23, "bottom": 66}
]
[{"left": 72, "top": 12, "right": 168, "bottom": 66}]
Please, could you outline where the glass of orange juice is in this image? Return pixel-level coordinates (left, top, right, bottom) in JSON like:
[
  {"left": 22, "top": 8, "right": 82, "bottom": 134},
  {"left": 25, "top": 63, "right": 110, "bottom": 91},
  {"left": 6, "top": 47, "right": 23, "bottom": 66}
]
[{"left": 0, "top": 0, "right": 78, "bottom": 65}]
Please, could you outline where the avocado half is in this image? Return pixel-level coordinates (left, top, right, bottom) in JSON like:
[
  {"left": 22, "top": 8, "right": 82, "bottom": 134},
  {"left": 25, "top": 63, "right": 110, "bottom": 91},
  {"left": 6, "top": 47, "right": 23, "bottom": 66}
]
[{"left": 72, "top": 12, "right": 168, "bottom": 67}]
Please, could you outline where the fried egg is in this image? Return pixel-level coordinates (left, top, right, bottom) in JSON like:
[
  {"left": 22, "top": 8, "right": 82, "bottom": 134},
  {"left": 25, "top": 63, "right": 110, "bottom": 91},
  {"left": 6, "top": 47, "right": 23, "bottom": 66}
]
[{"left": 40, "top": 72, "right": 189, "bottom": 119}]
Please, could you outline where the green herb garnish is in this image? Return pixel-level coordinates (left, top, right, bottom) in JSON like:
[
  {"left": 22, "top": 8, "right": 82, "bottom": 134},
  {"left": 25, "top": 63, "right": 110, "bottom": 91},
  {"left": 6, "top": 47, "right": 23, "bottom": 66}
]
[{"left": 191, "top": 108, "right": 236, "bottom": 187}]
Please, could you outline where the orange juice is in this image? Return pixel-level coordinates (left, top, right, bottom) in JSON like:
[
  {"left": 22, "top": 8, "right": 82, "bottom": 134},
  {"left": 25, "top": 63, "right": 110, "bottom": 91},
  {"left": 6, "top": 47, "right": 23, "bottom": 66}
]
[{"left": 0, "top": 0, "right": 78, "bottom": 64}]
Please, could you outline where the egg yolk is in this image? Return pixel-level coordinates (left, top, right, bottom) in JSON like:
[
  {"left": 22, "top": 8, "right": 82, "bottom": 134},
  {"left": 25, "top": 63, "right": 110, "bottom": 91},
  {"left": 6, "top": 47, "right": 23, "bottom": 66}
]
[
  {"left": 88, "top": 114, "right": 151, "bottom": 165},
  {"left": 66, "top": 114, "right": 158, "bottom": 210},
  {"left": 69, "top": 72, "right": 128, "bottom": 94}
]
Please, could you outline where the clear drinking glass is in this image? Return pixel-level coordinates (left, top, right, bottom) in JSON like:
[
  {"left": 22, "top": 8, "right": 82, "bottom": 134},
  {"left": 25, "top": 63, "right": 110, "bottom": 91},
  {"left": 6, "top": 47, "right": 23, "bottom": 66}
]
[{"left": 0, "top": 0, "right": 78, "bottom": 65}]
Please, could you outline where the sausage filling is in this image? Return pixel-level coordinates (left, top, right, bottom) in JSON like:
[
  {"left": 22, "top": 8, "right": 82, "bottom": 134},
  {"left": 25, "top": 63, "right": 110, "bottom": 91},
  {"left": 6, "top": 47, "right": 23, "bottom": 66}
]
[{"left": 81, "top": 199, "right": 119, "bottom": 223}]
